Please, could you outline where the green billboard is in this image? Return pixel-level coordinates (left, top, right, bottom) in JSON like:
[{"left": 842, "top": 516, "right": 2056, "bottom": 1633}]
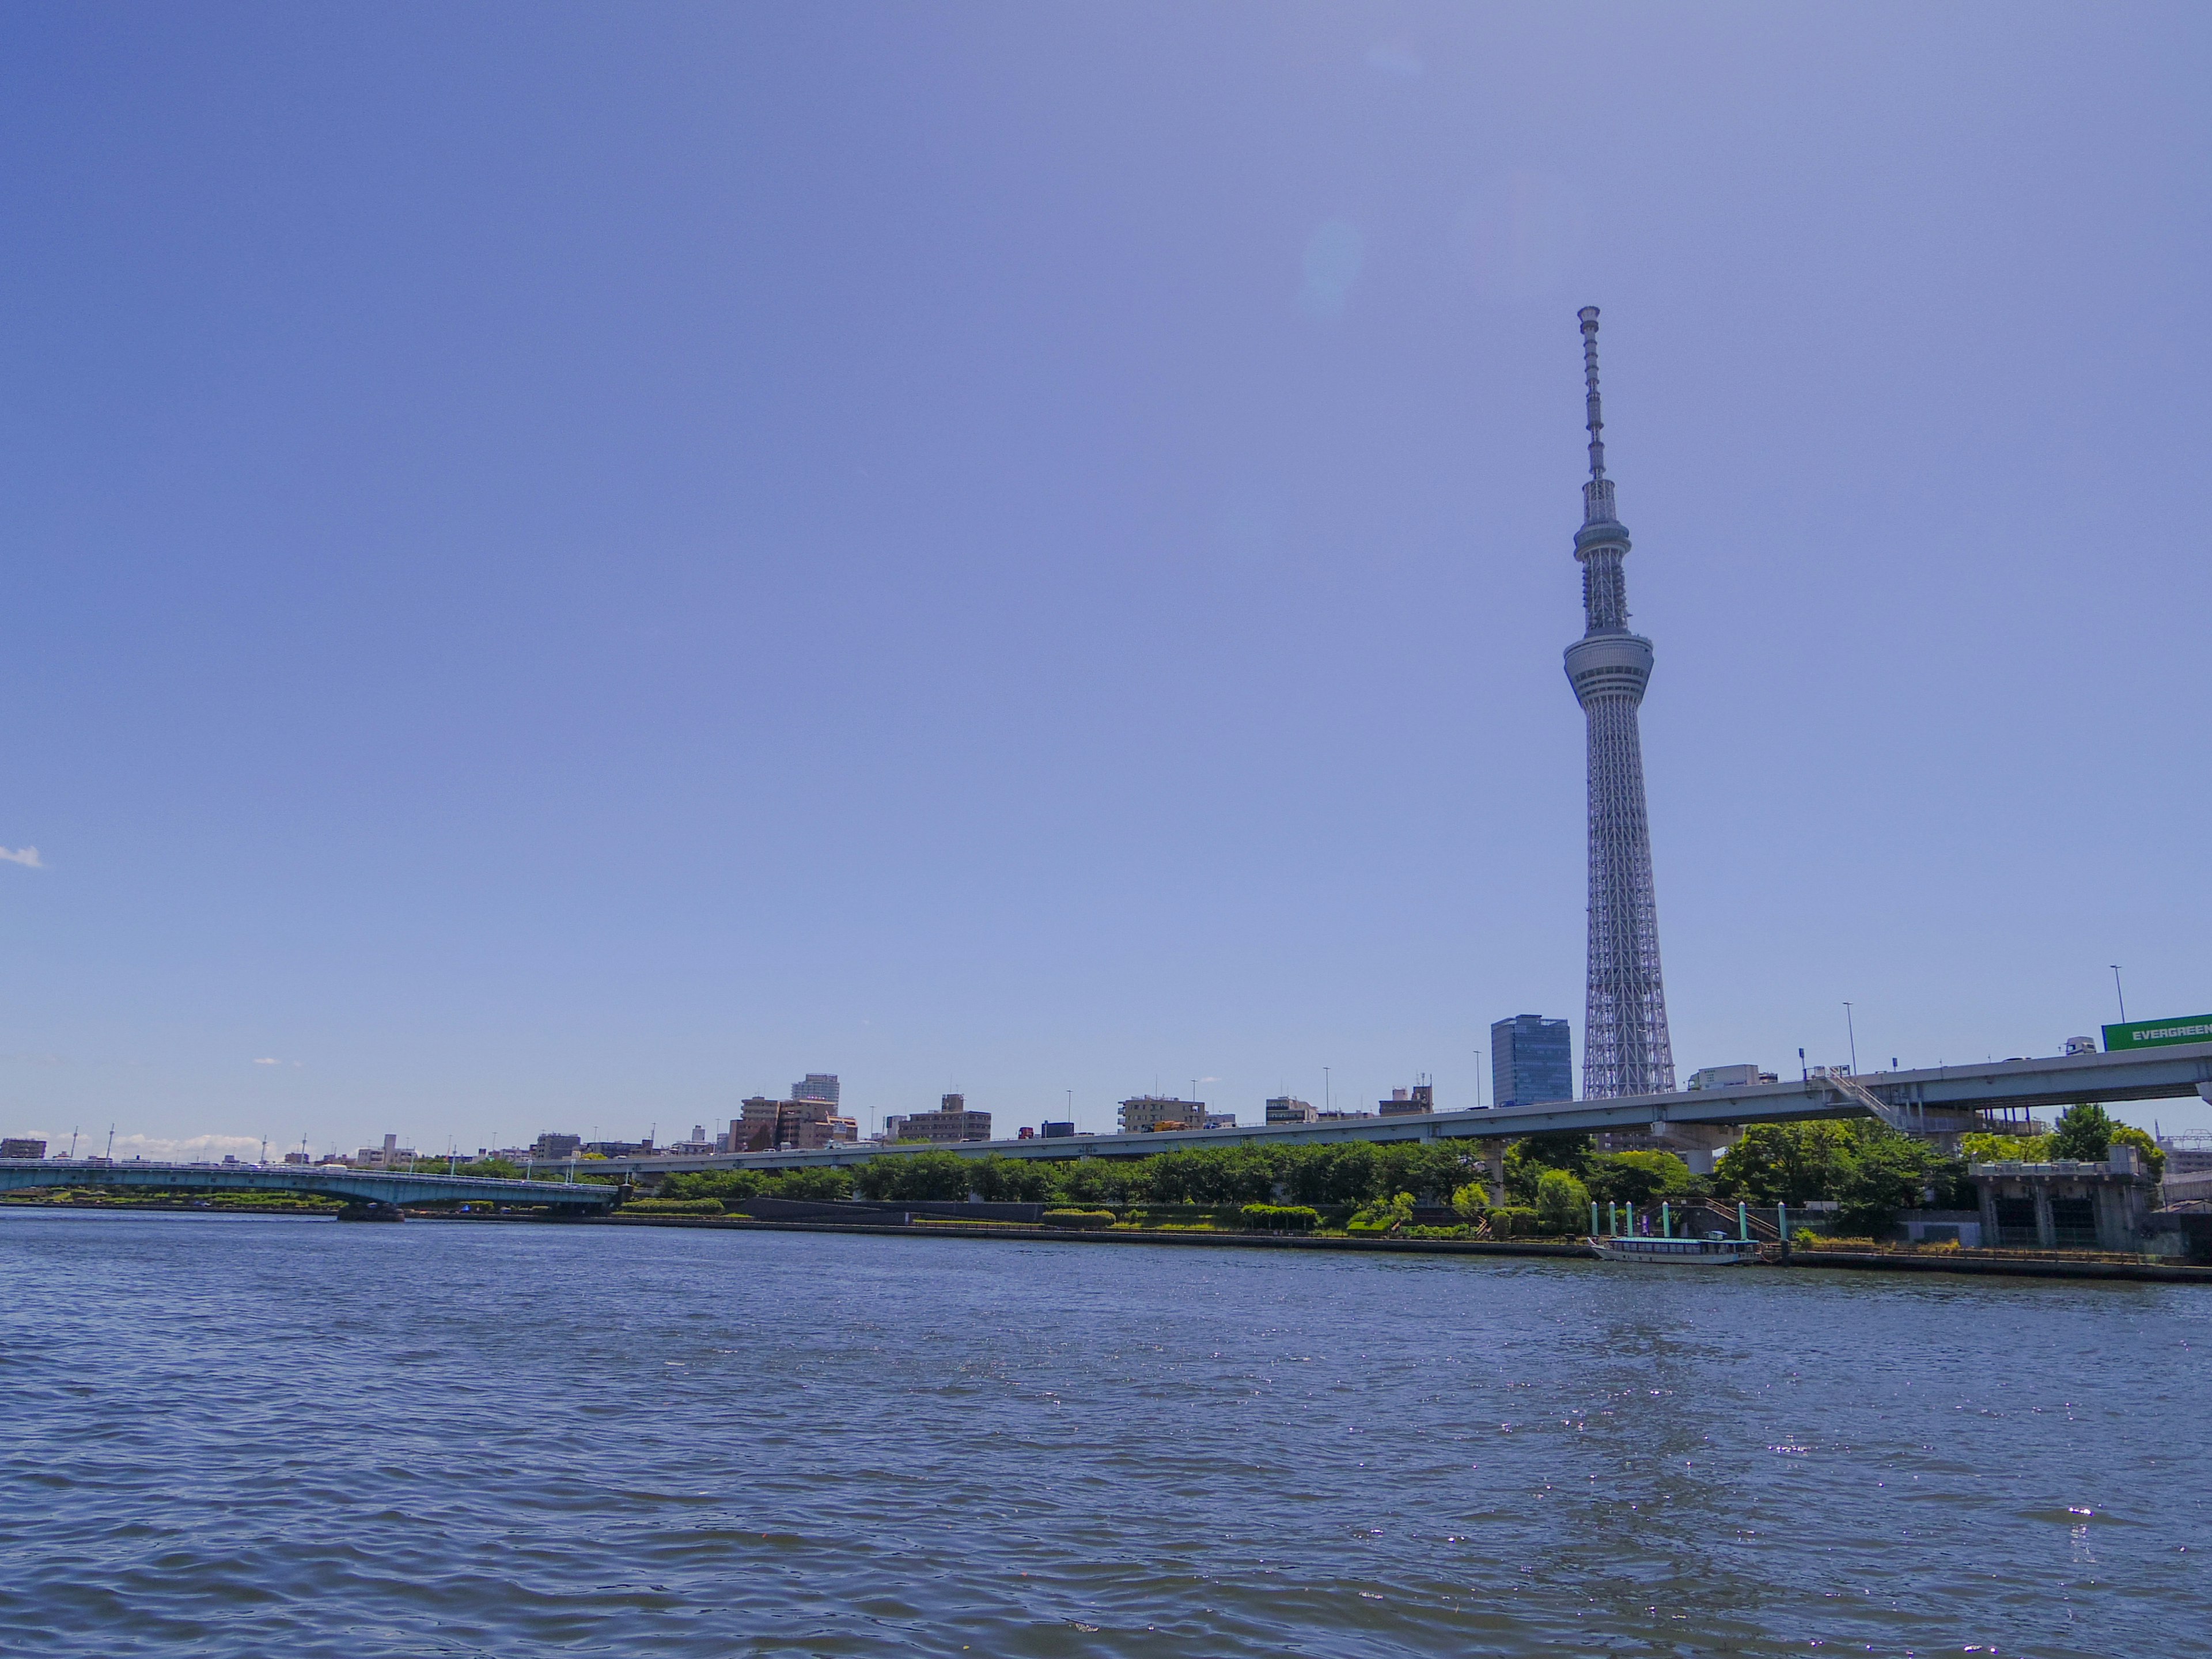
[{"left": 2102, "top": 1016, "right": 2212, "bottom": 1051}]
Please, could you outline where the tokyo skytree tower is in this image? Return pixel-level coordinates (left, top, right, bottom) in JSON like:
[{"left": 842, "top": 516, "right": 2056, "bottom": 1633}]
[{"left": 1563, "top": 306, "right": 1675, "bottom": 1098}]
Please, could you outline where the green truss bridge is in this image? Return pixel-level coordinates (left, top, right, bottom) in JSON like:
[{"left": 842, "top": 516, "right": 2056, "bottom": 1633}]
[{"left": 0, "top": 1160, "right": 621, "bottom": 1215}]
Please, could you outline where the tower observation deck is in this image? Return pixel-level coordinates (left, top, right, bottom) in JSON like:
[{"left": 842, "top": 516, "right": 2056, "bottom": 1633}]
[{"left": 1565, "top": 307, "right": 1675, "bottom": 1098}]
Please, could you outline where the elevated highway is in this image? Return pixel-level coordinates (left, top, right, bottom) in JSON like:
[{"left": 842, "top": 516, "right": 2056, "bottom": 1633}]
[
  {"left": 584, "top": 1042, "right": 2212, "bottom": 1176},
  {"left": 0, "top": 1160, "right": 621, "bottom": 1211}
]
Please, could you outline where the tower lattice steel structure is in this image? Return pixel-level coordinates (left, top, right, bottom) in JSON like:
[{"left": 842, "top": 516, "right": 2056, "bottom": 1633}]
[{"left": 1563, "top": 306, "right": 1675, "bottom": 1099}]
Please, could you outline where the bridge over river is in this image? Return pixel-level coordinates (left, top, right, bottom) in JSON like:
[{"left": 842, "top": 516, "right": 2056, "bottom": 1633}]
[
  {"left": 584, "top": 1041, "right": 2212, "bottom": 1177},
  {"left": 0, "top": 1161, "right": 620, "bottom": 1213}
]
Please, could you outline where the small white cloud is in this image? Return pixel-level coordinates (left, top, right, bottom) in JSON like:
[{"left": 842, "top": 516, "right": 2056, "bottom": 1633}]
[
  {"left": 108, "top": 1132, "right": 265, "bottom": 1163},
  {"left": 1299, "top": 220, "right": 1366, "bottom": 318},
  {"left": 252, "top": 1057, "right": 281, "bottom": 1066},
  {"left": 1366, "top": 40, "right": 1423, "bottom": 78},
  {"left": 0, "top": 846, "right": 45, "bottom": 868}
]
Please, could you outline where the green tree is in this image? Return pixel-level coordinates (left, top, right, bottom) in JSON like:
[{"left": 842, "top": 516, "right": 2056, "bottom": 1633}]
[
  {"left": 1959, "top": 1131, "right": 2052, "bottom": 1164},
  {"left": 1279, "top": 1143, "right": 1384, "bottom": 1206},
  {"left": 757, "top": 1167, "right": 854, "bottom": 1202},
  {"left": 1711, "top": 1122, "right": 1857, "bottom": 1205},
  {"left": 1056, "top": 1158, "right": 1135, "bottom": 1206},
  {"left": 1833, "top": 1127, "right": 1936, "bottom": 1235},
  {"left": 1533, "top": 1169, "right": 1592, "bottom": 1235},
  {"left": 2049, "top": 1103, "right": 2114, "bottom": 1162},
  {"left": 1502, "top": 1132, "right": 1592, "bottom": 1202},
  {"left": 1376, "top": 1142, "right": 1482, "bottom": 1203},
  {"left": 968, "top": 1156, "right": 1061, "bottom": 1203},
  {"left": 854, "top": 1150, "right": 975, "bottom": 1202},
  {"left": 661, "top": 1170, "right": 761, "bottom": 1203},
  {"left": 1449, "top": 1180, "right": 1494, "bottom": 1222},
  {"left": 1585, "top": 1150, "right": 1695, "bottom": 1206}
]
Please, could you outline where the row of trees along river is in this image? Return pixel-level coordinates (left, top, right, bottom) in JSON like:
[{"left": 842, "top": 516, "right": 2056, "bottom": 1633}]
[{"left": 635, "top": 1106, "right": 2162, "bottom": 1240}]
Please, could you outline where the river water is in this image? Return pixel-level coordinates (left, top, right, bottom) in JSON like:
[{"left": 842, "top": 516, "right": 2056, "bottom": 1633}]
[{"left": 3, "top": 1210, "right": 2206, "bottom": 1657}]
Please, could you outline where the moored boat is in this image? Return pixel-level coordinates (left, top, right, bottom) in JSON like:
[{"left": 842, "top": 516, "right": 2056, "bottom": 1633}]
[{"left": 1592, "top": 1233, "right": 1756, "bottom": 1265}]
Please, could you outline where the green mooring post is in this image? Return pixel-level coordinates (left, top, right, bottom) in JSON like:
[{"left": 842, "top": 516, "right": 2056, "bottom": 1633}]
[
  {"left": 1661, "top": 1201, "right": 1671, "bottom": 1238},
  {"left": 1590, "top": 1200, "right": 1600, "bottom": 1236},
  {"left": 1737, "top": 1201, "right": 1748, "bottom": 1241}
]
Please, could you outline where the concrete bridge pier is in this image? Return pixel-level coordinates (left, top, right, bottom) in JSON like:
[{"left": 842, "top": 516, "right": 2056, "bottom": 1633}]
[
  {"left": 1484, "top": 1143, "right": 1508, "bottom": 1206},
  {"left": 1649, "top": 1122, "right": 1735, "bottom": 1175}
]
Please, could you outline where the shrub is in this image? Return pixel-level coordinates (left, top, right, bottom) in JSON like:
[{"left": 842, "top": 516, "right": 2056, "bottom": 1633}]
[
  {"left": 1041, "top": 1207, "right": 1116, "bottom": 1229},
  {"left": 1484, "top": 1205, "right": 1540, "bottom": 1238},
  {"left": 622, "top": 1197, "right": 725, "bottom": 1216},
  {"left": 1346, "top": 1192, "right": 1415, "bottom": 1235},
  {"left": 1449, "top": 1181, "right": 1493, "bottom": 1223},
  {"left": 1239, "top": 1202, "right": 1320, "bottom": 1233},
  {"left": 1402, "top": 1224, "right": 1470, "bottom": 1239}
]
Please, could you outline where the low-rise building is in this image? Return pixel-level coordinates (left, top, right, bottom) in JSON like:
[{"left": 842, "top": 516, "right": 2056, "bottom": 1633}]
[
  {"left": 889, "top": 1094, "right": 992, "bottom": 1145},
  {"left": 1265, "top": 1096, "right": 1317, "bottom": 1124},
  {"left": 1378, "top": 1084, "right": 1435, "bottom": 1116},
  {"left": 1040, "top": 1121, "right": 1077, "bottom": 1138},
  {"left": 1119, "top": 1096, "right": 1206, "bottom": 1134},
  {"left": 533, "top": 1132, "right": 583, "bottom": 1160},
  {"left": 1, "top": 1137, "right": 46, "bottom": 1160},
  {"left": 734, "top": 1097, "right": 859, "bottom": 1152},
  {"left": 355, "top": 1134, "right": 419, "bottom": 1169}
]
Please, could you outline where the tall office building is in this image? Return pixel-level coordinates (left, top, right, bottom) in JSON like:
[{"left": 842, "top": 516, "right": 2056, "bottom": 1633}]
[
  {"left": 1491, "top": 1015, "right": 1573, "bottom": 1108},
  {"left": 792, "top": 1073, "right": 840, "bottom": 1105},
  {"left": 1563, "top": 308, "right": 1676, "bottom": 1098}
]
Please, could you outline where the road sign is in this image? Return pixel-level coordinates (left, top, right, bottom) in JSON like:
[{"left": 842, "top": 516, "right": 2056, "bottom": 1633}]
[{"left": 2103, "top": 1016, "right": 2212, "bottom": 1052}]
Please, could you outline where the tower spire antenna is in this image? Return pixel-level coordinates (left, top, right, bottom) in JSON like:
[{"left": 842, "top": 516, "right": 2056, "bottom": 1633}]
[
  {"left": 1580, "top": 305, "right": 1605, "bottom": 483},
  {"left": 1578, "top": 306, "right": 1616, "bottom": 525}
]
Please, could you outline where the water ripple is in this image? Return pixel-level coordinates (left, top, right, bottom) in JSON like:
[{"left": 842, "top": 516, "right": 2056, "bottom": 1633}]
[{"left": 3, "top": 1209, "right": 2208, "bottom": 1656}]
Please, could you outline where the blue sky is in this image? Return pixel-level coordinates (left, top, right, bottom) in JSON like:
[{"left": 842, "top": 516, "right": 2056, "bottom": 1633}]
[{"left": 1, "top": 3, "right": 2207, "bottom": 1158}]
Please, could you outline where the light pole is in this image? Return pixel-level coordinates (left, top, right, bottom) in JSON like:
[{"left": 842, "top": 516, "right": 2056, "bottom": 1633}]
[
  {"left": 1843, "top": 1003, "right": 1858, "bottom": 1075},
  {"left": 1323, "top": 1067, "right": 1331, "bottom": 1114},
  {"left": 2111, "top": 965, "right": 2127, "bottom": 1024}
]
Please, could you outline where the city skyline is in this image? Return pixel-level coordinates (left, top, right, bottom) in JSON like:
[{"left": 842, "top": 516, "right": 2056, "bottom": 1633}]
[{"left": 0, "top": 7, "right": 2205, "bottom": 1157}]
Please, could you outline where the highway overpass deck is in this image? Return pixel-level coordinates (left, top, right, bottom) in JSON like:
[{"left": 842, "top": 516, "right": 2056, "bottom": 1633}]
[{"left": 584, "top": 1042, "right": 2212, "bottom": 1175}]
